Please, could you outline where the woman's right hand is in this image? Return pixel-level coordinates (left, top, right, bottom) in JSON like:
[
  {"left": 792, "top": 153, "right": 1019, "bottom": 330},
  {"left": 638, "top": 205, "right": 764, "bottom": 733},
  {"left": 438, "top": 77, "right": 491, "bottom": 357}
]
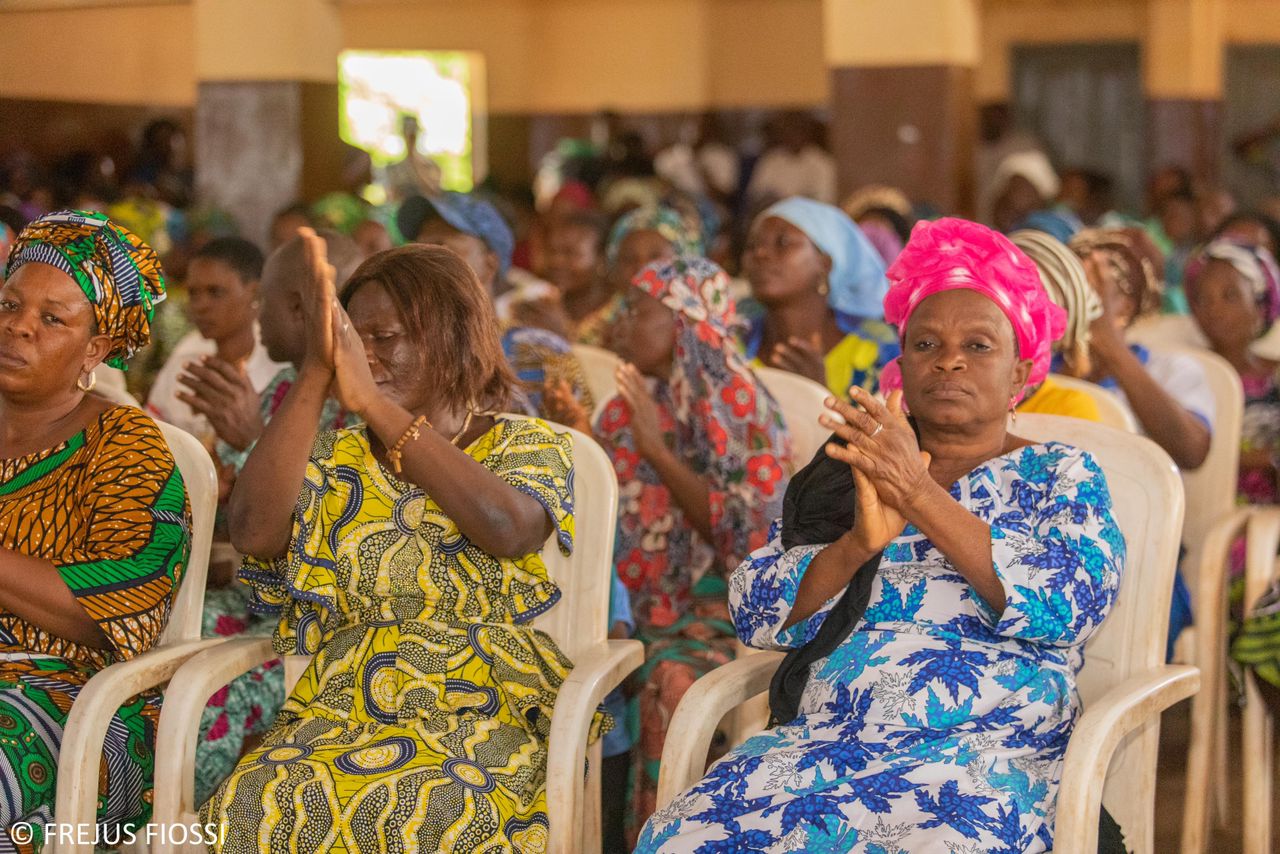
[
  {"left": 299, "top": 227, "right": 337, "bottom": 374},
  {"left": 543, "top": 379, "right": 592, "bottom": 433},
  {"left": 845, "top": 466, "right": 908, "bottom": 555},
  {"left": 330, "top": 301, "right": 382, "bottom": 418}
]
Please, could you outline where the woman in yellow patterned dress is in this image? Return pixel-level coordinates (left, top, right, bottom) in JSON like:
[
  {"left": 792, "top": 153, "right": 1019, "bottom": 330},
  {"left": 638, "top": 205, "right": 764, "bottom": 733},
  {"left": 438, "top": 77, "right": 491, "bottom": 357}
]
[
  {"left": 204, "top": 233, "right": 605, "bottom": 853},
  {"left": 0, "top": 210, "right": 190, "bottom": 852}
]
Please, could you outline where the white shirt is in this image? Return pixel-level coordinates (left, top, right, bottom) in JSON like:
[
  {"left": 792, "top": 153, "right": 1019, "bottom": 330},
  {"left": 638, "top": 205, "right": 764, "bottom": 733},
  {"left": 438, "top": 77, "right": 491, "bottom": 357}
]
[
  {"left": 655, "top": 142, "right": 740, "bottom": 197},
  {"left": 747, "top": 145, "right": 837, "bottom": 205},
  {"left": 146, "top": 327, "right": 287, "bottom": 447}
]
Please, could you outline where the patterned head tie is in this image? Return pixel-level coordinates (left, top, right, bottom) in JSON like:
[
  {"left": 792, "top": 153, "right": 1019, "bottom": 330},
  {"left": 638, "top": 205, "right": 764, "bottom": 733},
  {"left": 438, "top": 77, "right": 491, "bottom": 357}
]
[
  {"left": 5, "top": 210, "right": 167, "bottom": 369},
  {"left": 878, "top": 217, "right": 1067, "bottom": 403}
]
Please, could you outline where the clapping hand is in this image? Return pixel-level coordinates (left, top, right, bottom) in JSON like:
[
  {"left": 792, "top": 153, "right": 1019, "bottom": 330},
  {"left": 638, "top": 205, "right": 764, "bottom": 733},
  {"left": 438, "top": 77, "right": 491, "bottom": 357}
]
[
  {"left": 819, "top": 387, "right": 933, "bottom": 530},
  {"left": 616, "top": 363, "right": 665, "bottom": 459},
  {"left": 175, "top": 357, "right": 264, "bottom": 451},
  {"left": 768, "top": 333, "right": 826, "bottom": 385}
]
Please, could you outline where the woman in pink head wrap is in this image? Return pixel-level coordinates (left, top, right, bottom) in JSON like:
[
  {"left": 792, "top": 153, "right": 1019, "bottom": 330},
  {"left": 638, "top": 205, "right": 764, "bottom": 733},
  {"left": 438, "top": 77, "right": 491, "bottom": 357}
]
[{"left": 639, "top": 218, "right": 1129, "bottom": 853}]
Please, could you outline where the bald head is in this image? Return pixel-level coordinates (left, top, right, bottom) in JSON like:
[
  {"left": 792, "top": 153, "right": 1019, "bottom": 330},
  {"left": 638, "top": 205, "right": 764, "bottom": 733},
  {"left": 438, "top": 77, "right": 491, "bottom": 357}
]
[{"left": 259, "top": 228, "right": 362, "bottom": 365}]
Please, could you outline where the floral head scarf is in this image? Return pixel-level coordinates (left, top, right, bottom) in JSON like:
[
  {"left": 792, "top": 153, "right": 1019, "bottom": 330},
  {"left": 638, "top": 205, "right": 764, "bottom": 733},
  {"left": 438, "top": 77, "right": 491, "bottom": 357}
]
[
  {"left": 6, "top": 210, "right": 167, "bottom": 369},
  {"left": 605, "top": 205, "right": 703, "bottom": 267},
  {"left": 1186, "top": 239, "right": 1280, "bottom": 328},
  {"left": 596, "top": 256, "right": 790, "bottom": 629},
  {"left": 879, "top": 217, "right": 1067, "bottom": 403}
]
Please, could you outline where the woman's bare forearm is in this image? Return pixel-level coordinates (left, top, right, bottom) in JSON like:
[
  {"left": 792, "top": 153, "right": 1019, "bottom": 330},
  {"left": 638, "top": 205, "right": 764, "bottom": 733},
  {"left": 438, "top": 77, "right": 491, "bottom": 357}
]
[
  {"left": 228, "top": 366, "right": 330, "bottom": 557},
  {"left": 905, "top": 482, "right": 1006, "bottom": 613},
  {"left": 0, "top": 549, "right": 108, "bottom": 648},
  {"left": 781, "top": 534, "right": 873, "bottom": 629},
  {"left": 362, "top": 398, "right": 553, "bottom": 557}
]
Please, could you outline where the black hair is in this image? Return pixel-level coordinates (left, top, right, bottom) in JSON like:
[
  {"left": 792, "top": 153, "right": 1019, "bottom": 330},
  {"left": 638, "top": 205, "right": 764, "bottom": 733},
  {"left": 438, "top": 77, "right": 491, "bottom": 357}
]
[
  {"left": 191, "top": 236, "right": 265, "bottom": 283},
  {"left": 1213, "top": 210, "right": 1280, "bottom": 253}
]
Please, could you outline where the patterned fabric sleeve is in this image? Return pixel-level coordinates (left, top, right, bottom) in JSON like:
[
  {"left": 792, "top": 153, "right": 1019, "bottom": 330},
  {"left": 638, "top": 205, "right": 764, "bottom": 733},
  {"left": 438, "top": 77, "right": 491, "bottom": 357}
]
[
  {"left": 727, "top": 520, "right": 842, "bottom": 650},
  {"left": 493, "top": 417, "right": 576, "bottom": 556},
  {"left": 986, "top": 447, "right": 1125, "bottom": 647},
  {"left": 53, "top": 410, "right": 192, "bottom": 660}
]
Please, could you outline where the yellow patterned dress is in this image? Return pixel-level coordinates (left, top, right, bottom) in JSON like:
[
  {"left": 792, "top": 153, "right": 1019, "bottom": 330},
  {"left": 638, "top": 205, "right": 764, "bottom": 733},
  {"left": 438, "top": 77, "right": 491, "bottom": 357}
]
[
  {"left": 204, "top": 416, "right": 605, "bottom": 853},
  {"left": 0, "top": 405, "right": 191, "bottom": 852}
]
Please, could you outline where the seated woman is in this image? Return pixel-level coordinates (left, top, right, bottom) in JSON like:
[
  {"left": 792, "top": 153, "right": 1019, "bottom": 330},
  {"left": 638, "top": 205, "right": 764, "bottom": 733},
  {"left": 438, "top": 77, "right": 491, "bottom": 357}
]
[
  {"left": 204, "top": 238, "right": 605, "bottom": 852},
  {"left": 0, "top": 211, "right": 191, "bottom": 849},
  {"left": 1185, "top": 240, "right": 1280, "bottom": 508},
  {"left": 537, "top": 209, "right": 612, "bottom": 342},
  {"left": 583, "top": 205, "right": 704, "bottom": 350},
  {"left": 1069, "top": 227, "right": 1214, "bottom": 470},
  {"left": 146, "top": 237, "right": 286, "bottom": 450},
  {"left": 637, "top": 218, "right": 1125, "bottom": 853},
  {"left": 547, "top": 257, "right": 791, "bottom": 840},
  {"left": 1009, "top": 228, "right": 1104, "bottom": 421},
  {"left": 741, "top": 197, "right": 896, "bottom": 397}
]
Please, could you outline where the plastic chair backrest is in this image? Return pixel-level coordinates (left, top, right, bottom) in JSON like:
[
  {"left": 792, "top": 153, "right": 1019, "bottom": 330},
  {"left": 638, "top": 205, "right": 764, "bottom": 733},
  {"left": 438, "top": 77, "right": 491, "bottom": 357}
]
[
  {"left": 280, "top": 418, "right": 619, "bottom": 688},
  {"left": 155, "top": 421, "right": 218, "bottom": 647},
  {"left": 753, "top": 366, "right": 832, "bottom": 471},
  {"left": 1046, "top": 373, "right": 1139, "bottom": 433},
  {"left": 1015, "top": 413, "right": 1184, "bottom": 854},
  {"left": 1126, "top": 313, "right": 1208, "bottom": 352},
  {"left": 572, "top": 343, "right": 621, "bottom": 417},
  {"left": 1164, "top": 348, "right": 1244, "bottom": 592}
]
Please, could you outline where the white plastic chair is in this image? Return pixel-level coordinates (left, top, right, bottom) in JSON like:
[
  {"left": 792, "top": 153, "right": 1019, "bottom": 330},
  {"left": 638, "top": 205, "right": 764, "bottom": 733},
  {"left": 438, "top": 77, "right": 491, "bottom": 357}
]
[
  {"left": 150, "top": 420, "right": 643, "bottom": 854},
  {"left": 1181, "top": 505, "right": 1261, "bottom": 854},
  {"left": 753, "top": 365, "right": 832, "bottom": 471},
  {"left": 572, "top": 343, "right": 622, "bottom": 422},
  {"left": 1046, "top": 373, "right": 1139, "bottom": 433},
  {"left": 654, "top": 414, "right": 1197, "bottom": 854},
  {"left": 1127, "top": 313, "right": 1208, "bottom": 352},
  {"left": 50, "top": 422, "right": 219, "bottom": 853}
]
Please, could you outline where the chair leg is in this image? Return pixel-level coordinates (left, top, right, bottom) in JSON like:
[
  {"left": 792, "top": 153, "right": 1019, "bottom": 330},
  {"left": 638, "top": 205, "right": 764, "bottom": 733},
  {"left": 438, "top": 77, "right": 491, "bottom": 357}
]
[
  {"left": 581, "top": 740, "right": 603, "bottom": 854},
  {"left": 1242, "top": 673, "right": 1274, "bottom": 854},
  {"left": 1182, "top": 669, "right": 1217, "bottom": 853}
]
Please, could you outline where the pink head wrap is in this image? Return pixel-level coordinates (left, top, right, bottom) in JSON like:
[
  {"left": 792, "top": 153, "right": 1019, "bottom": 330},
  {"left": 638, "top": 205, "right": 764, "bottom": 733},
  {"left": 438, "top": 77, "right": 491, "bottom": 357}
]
[{"left": 879, "top": 217, "right": 1067, "bottom": 402}]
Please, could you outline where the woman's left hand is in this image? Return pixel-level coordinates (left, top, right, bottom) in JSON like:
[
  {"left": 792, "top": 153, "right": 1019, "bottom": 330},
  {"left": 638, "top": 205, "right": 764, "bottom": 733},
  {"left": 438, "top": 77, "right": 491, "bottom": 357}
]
[
  {"left": 330, "top": 301, "right": 381, "bottom": 417},
  {"left": 768, "top": 334, "right": 826, "bottom": 385},
  {"left": 617, "top": 362, "right": 665, "bottom": 459},
  {"left": 820, "top": 387, "right": 933, "bottom": 512}
]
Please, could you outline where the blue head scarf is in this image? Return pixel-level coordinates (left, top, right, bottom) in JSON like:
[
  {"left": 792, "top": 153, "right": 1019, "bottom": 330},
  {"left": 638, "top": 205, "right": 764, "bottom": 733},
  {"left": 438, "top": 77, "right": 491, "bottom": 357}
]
[{"left": 757, "top": 197, "right": 889, "bottom": 322}]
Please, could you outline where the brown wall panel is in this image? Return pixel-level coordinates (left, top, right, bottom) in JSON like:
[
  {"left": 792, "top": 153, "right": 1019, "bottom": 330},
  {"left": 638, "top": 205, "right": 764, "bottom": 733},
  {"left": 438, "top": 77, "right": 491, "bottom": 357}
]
[{"left": 829, "top": 65, "right": 975, "bottom": 216}]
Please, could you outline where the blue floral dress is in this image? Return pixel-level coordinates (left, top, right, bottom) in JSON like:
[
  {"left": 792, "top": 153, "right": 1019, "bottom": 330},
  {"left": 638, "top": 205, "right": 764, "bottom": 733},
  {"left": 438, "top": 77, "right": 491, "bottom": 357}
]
[{"left": 636, "top": 442, "right": 1124, "bottom": 853}]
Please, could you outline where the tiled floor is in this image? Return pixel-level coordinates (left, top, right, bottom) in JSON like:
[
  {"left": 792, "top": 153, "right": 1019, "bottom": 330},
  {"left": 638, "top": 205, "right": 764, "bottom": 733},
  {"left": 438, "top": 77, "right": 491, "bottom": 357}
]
[{"left": 1154, "top": 698, "right": 1280, "bottom": 852}]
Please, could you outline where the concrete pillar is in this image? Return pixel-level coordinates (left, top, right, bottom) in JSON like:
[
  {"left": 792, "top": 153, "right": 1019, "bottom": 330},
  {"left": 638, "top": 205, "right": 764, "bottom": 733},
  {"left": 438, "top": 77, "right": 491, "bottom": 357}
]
[
  {"left": 822, "top": 0, "right": 980, "bottom": 214},
  {"left": 192, "top": 0, "right": 344, "bottom": 247}
]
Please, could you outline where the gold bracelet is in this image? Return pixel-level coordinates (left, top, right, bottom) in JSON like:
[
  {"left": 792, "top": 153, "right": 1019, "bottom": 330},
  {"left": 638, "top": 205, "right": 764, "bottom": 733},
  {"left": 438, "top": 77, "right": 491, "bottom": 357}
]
[{"left": 387, "top": 415, "right": 428, "bottom": 474}]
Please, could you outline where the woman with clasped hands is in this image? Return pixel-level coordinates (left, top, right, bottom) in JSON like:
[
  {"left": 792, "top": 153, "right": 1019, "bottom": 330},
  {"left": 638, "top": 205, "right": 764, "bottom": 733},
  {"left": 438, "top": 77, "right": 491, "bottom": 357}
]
[
  {"left": 637, "top": 218, "right": 1126, "bottom": 853},
  {"left": 205, "top": 233, "right": 608, "bottom": 853}
]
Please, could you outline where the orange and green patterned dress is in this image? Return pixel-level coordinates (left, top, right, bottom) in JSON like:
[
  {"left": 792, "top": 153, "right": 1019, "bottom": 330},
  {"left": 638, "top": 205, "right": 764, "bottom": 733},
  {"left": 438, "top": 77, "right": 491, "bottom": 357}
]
[
  {"left": 0, "top": 405, "right": 191, "bottom": 852},
  {"left": 203, "top": 416, "right": 608, "bottom": 853}
]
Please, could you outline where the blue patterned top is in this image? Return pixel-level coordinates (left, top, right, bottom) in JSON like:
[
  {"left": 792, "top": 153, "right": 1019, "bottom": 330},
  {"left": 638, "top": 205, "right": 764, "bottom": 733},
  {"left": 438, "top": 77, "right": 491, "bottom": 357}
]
[{"left": 637, "top": 441, "right": 1125, "bottom": 853}]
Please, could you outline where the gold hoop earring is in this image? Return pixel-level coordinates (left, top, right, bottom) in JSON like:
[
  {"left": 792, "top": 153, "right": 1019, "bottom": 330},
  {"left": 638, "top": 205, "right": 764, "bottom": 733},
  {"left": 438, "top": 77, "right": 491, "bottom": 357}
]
[
  {"left": 817, "top": 280, "right": 830, "bottom": 296},
  {"left": 77, "top": 371, "right": 97, "bottom": 393},
  {"left": 1008, "top": 396, "right": 1018, "bottom": 426}
]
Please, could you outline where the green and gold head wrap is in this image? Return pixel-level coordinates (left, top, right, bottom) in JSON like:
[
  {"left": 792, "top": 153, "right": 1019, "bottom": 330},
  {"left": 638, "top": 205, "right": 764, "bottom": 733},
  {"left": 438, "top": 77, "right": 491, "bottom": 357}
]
[{"left": 5, "top": 210, "right": 167, "bottom": 369}]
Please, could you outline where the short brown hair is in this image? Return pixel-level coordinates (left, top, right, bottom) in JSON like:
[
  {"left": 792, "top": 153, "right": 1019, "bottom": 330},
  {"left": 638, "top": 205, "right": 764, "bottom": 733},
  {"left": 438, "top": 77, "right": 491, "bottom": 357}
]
[{"left": 341, "top": 245, "right": 514, "bottom": 412}]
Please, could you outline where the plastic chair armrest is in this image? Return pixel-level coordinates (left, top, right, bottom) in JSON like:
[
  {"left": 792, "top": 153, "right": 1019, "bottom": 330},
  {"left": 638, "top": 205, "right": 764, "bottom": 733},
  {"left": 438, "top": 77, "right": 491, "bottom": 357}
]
[
  {"left": 545, "top": 639, "right": 644, "bottom": 854},
  {"left": 150, "top": 636, "right": 280, "bottom": 830},
  {"left": 654, "top": 650, "right": 784, "bottom": 808},
  {"left": 51, "top": 638, "right": 228, "bottom": 852},
  {"left": 1054, "top": 664, "right": 1200, "bottom": 854}
]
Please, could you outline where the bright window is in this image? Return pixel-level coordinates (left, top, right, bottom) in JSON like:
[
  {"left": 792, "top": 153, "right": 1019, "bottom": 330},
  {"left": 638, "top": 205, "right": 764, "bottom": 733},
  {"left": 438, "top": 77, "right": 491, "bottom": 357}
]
[{"left": 337, "top": 50, "right": 485, "bottom": 193}]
